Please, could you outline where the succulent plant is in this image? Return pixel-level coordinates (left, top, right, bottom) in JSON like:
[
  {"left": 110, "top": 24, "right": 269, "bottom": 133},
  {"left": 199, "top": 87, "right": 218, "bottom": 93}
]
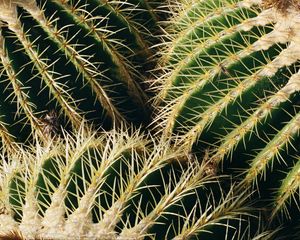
[
  {"left": 154, "top": 0, "right": 300, "bottom": 230},
  {"left": 3, "top": 0, "right": 300, "bottom": 239},
  {"left": 0, "top": 0, "right": 164, "bottom": 148},
  {"left": 0, "top": 127, "right": 262, "bottom": 240}
]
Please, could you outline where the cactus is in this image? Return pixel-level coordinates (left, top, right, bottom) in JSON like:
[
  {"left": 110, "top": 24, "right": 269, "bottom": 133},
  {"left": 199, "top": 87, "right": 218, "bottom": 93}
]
[
  {"left": 154, "top": 0, "right": 300, "bottom": 231},
  {"left": 0, "top": 0, "right": 163, "bottom": 148},
  {"left": 3, "top": 0, "right": 300, "bottom": 239},
  {"left": 0, "top": 127, "right": 262, "bottom": 239}
]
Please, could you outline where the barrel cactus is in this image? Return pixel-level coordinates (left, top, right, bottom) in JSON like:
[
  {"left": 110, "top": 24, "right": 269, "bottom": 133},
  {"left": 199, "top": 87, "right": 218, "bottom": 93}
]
[
  {"left": 2, "top": 0, "right": 300, "bottom": 239},
  {"left": 0, "top": 0, "right": 163, "bottom": 148},
  {"left": 0, "top": 127, "right": 263, "bottom": 239},
  {"left": 154, "top": 0, "right": 300, "bottom": 231}
]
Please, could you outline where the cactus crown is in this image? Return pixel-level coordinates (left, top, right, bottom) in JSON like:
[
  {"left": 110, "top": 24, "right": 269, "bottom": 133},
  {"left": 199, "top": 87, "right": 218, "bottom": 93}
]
[
  {"left": 148, "top": 0, "right": 300, "bottom": 235},
  {"left": 263, "top": 0, "right": 300, "bottom": 12}
]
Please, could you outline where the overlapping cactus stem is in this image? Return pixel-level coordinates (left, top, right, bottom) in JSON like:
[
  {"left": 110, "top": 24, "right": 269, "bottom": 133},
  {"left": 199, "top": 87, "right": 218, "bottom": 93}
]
[
  {"left": 0, "top": 0, "right": 163, "bottom": 146},
  {"left": 153, "top": 0, "right": 300, "bottom": 219},
  {"left": 0, "top": 127, "right": 259, "bottom": 240}
]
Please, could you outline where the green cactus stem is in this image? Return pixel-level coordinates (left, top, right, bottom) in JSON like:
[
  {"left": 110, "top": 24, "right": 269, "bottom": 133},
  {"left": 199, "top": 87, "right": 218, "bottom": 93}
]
[
  {"left": 0, "top": 127, "right": 260, "bottom": 239},
  {"left": 0, "top": 0, "right": 163, "bottom": 147},
  {"left": 154, "top": 0, "right": 300, "bottom": 225}
]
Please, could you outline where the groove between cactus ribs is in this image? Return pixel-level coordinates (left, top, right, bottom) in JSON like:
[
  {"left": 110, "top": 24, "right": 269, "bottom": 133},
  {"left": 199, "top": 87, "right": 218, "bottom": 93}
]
[{"left": 157, "top": 1, "right": 300, "bottom": 146}]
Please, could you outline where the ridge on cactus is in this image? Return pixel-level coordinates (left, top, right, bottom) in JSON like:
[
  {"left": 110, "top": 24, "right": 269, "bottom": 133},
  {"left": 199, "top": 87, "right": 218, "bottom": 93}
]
[
  {"left": 0, "top": 0, "right": 163, "bottom": 148},
  {"left": 3, "top": 0, "right": 300, "bottom": 239},
  {"left": 0, "top": 125, "right": 262, "bottom": 239},
  {"left": 152, "top": 0, "right": 300, "bottom": 234}
]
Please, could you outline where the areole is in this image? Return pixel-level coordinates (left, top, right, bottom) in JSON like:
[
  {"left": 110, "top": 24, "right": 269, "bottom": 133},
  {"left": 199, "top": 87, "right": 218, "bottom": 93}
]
[{"left": 262, "top": 0, "right": 300, "bottom": 12}]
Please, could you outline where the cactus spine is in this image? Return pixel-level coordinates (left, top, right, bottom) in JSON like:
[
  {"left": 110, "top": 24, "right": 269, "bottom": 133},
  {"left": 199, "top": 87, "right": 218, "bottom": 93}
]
[
  {"left": 154, "top": 0, "right": 300, "bottom": 229},
  {"left": 0, "top": 127, "right": 260, "bottom": 239},
  {"left": 3, "top": 0, "right": 300, "bottom": 239},
  {"left": 0, "top": 0, "right": 162, "bottom": 147}
]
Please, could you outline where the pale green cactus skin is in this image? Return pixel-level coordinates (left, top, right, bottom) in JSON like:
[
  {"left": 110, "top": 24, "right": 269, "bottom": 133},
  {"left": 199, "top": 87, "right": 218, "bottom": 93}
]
[
  {"left": 0, "top": 0, "right": 163, "bottom": 148},
  {"left": 154, "top": 0, "right": 300, "bottom": 232},
  {"left": 0, "top": 127, "right": 261, "bottom": 240}
]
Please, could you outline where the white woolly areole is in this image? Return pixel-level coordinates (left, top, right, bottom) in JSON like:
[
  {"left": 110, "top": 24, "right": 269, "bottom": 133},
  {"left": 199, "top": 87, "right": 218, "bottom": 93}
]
[
  {"left": 87, "top": 200, "right": 123, "bottom": 238},
  {"left": 254, "top": 8, "right": 300, "bottom": 81},
  {"left": 282, "top": 70, "right": 300, "bottom": 94},
  {"left": 0, "top": 214, "right": 18, "bottom": 232},
  {"left": 118, "top": 219, "right": 149, "bottom": 240},
  {"left": 19, "top": 192, "right": 42, "bottom": 239},
  {"left": 236, "top": 3, "right": 300, "bottom": 83},
  {"left": 238, "top": 0, "right": 262, "bottom": 8},
  {"left": 39, "top": 186, "right": 66, "bottom": 238},
  {"left": 0, "top": 1, "right": 18, "bottom": 30},
  {"left": 63, "top": 186, "right": 95, "bottom": 237},
  {"left": 18, "top": 0, "right": 47, "bottom": 26}
]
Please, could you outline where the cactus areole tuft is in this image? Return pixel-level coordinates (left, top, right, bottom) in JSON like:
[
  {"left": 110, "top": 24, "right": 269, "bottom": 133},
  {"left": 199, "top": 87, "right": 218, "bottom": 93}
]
[
  {"left": 152, "top": 0, "right": 300, "bottom": 227},
  {"left": 263, "top": 0, "right": 300, "bottom": 12},
  {"left": 2, "top": 0, "right": 300, "bottom": 239}
]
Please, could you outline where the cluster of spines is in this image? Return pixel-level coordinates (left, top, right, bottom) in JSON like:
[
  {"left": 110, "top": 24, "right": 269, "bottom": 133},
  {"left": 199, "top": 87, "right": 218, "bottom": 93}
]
[
  {"left": 0, "top": 127, "right": 263, "bottom": 239},
  {"left": 2, "top": 0, "right": 300, "bottom": 239},
  {"left": 0, "top": 0, "right": 164, "bottom": 148},
  {"left": 154, "top": 0, "right": 300, "bottom": 232}
]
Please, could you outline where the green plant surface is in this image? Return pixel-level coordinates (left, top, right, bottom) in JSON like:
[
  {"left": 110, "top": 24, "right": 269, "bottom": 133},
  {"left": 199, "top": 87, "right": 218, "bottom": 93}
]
[
  {"left": 3, "top": 0, "right": 300, "bottom": 239},
  {"left": 0, "top": 127, "right": 261, "bottom": 239},
  {"left": 0, "top": 0, "right": 163, "bottom": 148},
  {"left": 154, "top": 0, "right": 300, "bottom": 228}
]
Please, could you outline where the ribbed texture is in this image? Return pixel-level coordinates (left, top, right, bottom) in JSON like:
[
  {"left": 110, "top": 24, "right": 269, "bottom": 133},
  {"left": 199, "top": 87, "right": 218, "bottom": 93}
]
[
  {"left": 154, "top": 0, "right": 300, "bottom": 228},
  {"left": 0, "top": 0, "right": 163, "bottom": 147},
  {"left": 0, "top": 128, "right": 257, "bottom": 239}
]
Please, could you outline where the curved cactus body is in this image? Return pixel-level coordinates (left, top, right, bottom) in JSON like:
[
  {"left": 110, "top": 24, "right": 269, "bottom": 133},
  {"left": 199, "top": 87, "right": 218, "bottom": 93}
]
[
  {"left": 0, "top": 128, "right": 258, "bottom": 239},
  {"left": 155, "top": 0, "right": 300, "bottom": 225},
  {"left": 0, "top": 0, "right": 163, "bottom": 147}
]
